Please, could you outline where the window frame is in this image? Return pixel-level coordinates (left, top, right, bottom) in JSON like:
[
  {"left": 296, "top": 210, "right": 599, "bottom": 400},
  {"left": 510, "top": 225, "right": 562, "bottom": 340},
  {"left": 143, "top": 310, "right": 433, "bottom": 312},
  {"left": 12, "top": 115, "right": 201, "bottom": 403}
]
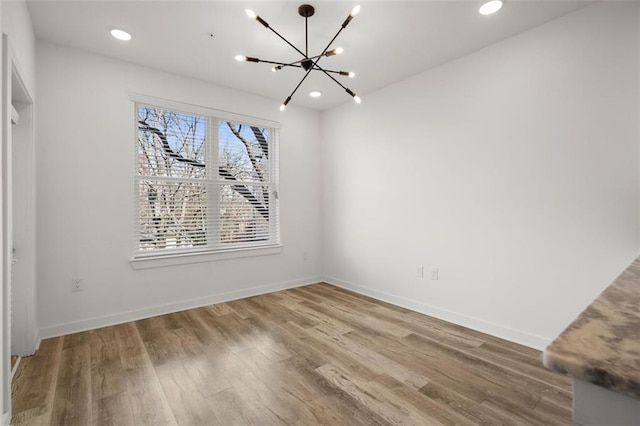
[{"left": 130, "top": 94, "right": 281, "bottom": 268}]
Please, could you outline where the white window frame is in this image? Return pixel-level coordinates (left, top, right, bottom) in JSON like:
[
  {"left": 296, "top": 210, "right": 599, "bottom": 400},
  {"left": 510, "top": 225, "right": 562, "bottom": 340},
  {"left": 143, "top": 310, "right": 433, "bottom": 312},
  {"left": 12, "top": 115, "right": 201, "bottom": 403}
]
[{"left": 130, "top": 94, "right": 281, "bottom": 269}]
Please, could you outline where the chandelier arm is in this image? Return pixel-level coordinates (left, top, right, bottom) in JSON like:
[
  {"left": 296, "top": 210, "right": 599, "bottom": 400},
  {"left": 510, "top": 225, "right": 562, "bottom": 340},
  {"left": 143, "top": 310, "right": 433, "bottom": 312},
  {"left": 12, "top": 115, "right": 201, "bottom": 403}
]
[
  {"left": 312, "top": 66, "right": 351, "bottom": 76},
  {"left": 317, "top": 28, "right": 345, "bottom": 62},
  {"left": 307, "top": 11, "right": 361, "bottom": 100},
  {"left": 274, "top": 64, "right": 352, "bottom": 74},
  {"left": 279, "top": 64, "right": 304, "bottom": 69},
  {"left": 284, "top": 23, "right": 348, "bottom": 104},
  {"left": 276, "top": 54, "right": 324, "bottom": 68},
  {"left": 279, "top": 29, "right": 346, "bottom": 103},
  {"left": 291, "top": 53, "right": 324, "bottom": 65},
  {"left": 304, "top": 21, "right": 349, "bottom": 78},
  {"left": 308, "top": 6, "right": 360, "bottom": 72},
  {"left": 317, "top": 66, "right": 349, "bottom": 91},
  {"left": 283, "top": 63, "right": 317, "bottom": 105},
  {"left": 278, "top": 51, "right": 336, "bottom": 69},
  {"left": 251, "top": 58, "right": 297, "bottom": 67},
  {"left": 314, "top": 6, "right": 361, "bottom": 61},
  {"left": 264, "top": 25, "right": 308, "bottom": 59},
  {"left": 244, "top": 58, "right": 343, "bottom": 73}
]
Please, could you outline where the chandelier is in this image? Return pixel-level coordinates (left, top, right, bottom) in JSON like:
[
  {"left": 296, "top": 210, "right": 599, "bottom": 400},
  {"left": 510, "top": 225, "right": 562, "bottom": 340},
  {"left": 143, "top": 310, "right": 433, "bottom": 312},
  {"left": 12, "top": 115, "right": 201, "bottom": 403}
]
[{"left": 235, "top": 4, "right": 361, "bottom": 111}]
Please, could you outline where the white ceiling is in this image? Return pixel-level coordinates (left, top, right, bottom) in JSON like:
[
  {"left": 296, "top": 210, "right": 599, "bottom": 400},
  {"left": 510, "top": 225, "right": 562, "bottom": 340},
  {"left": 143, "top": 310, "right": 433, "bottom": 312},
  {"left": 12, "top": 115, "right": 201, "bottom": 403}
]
[{"left": 26, "top": 0, "right": 589, "bottom": 111}]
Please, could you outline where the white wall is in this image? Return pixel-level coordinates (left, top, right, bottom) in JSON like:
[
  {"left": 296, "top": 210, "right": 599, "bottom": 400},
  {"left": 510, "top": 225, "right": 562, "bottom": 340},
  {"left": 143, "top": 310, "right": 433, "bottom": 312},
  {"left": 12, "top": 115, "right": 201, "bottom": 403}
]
[
  {"left": 321, "top": 3, "right": 640, "bottom": 349},
  {"left": 35, "top": 41, "right": 322, "bottom": 337}
]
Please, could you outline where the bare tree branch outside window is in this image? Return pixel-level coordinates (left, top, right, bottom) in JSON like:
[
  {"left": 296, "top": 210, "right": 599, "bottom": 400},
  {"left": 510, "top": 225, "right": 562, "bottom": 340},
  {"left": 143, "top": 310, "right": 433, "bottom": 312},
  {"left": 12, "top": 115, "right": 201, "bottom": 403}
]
[{"left": 135, "top": 105, "right": 276, "bottom": 253}]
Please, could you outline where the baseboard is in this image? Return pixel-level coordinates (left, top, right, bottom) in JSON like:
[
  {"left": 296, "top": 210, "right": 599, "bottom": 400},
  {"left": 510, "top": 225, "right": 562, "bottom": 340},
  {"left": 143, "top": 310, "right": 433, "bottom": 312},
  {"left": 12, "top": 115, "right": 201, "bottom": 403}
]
[
  {"left": 324, "top": 276, "right": 551, "bottom": 351},
  {"left": 11, "top": 357, "right": 21, "bottom": 382},
  {"left": 31, "top": 330, "right": 41, "bottom": 355},
  {"left": 39, "top": 275, "right": 321, "bottom": 339},
  {"left": 37, "top": 275, "right": 550, "bottom": 349}
]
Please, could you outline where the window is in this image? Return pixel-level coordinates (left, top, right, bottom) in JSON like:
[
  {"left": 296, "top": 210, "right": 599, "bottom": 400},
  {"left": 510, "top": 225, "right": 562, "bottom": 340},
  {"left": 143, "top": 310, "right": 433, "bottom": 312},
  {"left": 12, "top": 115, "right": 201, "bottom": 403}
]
[{"left": 134, "top": 100, "right": 279, "bottom": 259}]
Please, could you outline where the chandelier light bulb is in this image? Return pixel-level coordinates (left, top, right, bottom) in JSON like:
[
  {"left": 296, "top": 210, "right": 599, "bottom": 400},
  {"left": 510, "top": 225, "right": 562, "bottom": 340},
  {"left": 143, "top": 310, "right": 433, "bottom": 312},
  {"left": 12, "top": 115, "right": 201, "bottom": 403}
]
[
  {"left": 280, "top": 96, "right": 292, "bottom": 111},
  {"left": 479, "top": 0, "right": 503, "bottom": 15},
  {"left": 272, "top": 66, "right": 277, "bottom": 72},
  {"left": 309, "top": 91, "right": 322, "bottom": 98},
  {"left": 245, "top": 9, "right": 257, "bottom": 19},
  {"left": 348, "top": 72, "right": 355, "bottom": 78},
  {"left": 351, "top": 5, "right": 361, "bottom": 17},
  {"left": 335, "top": 47, "right": 344, "bottom": 55},
  {"left": 235, "top": 55, "right": 247, "bottom": 62},
  {"left": 354, "top": 95, "right": 361, "bottom": 104}
]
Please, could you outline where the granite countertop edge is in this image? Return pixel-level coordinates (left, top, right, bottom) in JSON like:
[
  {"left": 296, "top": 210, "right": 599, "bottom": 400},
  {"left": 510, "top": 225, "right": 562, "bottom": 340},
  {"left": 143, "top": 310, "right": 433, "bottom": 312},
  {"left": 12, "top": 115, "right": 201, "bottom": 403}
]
[
  {"left": 543, "top": 256, "right": 640, "bottom": 401},
  {"left": 543, "top": 347, "right": 640, "bottom": 400}
]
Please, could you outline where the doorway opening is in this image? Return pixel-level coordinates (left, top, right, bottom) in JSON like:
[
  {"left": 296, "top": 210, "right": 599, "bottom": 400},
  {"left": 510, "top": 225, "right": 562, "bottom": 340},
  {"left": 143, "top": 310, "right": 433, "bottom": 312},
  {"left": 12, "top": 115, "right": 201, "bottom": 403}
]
[{"left": 2, "top": 33, "right": 37, "bottom": 423}]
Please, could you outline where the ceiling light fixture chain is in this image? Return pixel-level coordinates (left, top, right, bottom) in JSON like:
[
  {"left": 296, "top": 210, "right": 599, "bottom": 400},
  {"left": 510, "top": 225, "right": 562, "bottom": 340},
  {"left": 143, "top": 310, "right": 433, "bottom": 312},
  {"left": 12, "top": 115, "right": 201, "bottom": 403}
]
[{"left": 237, "top": 4, "right": 361, "bottom": 110}]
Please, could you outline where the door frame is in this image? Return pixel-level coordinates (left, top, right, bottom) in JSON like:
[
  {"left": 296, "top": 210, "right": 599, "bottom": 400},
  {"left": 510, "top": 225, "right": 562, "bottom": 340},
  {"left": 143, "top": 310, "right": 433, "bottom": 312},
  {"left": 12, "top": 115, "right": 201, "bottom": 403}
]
[
  {"left": 0, "top": 32, "right": 37, "bottom": 425},
  {"left": 1, "top": 32, "right": 11, "bottom": 426},
  {"left": 10, "top": 49, "right": 36, "bottom": 358}
]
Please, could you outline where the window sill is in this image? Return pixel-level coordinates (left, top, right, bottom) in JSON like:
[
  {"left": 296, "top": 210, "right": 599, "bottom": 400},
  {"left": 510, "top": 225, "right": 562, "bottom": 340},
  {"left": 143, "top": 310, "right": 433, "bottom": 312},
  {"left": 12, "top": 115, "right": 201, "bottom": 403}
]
[{"left": 129, "top": 245, "right": 282, "bottom": 270}]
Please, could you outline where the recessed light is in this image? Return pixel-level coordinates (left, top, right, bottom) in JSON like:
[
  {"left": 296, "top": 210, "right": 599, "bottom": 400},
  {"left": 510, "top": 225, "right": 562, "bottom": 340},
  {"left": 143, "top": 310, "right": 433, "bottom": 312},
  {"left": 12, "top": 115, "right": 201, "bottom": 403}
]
[
  {"left": 110, "top": 29, "right": 132, "bottom": 41},
  {"left": 309, "top": 91, "right": 322, "bottom": 98},
  {"left": 479, "top": 0, "right": 503, "bottom": 15}
]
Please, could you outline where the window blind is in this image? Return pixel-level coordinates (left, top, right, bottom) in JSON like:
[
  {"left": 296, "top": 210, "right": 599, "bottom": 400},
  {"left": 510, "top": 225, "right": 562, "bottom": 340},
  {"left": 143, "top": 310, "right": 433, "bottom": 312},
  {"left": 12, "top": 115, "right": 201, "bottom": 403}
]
[{"left": 134, "top": 103, "right": 279, "bottom": 257}]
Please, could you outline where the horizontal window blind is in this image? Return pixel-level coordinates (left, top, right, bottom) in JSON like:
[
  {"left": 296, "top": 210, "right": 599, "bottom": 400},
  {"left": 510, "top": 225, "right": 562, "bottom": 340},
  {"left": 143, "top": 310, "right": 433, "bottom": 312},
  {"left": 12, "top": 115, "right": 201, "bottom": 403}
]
[{"left": 134, "top": 103, "right": 279, "bottom": 257}]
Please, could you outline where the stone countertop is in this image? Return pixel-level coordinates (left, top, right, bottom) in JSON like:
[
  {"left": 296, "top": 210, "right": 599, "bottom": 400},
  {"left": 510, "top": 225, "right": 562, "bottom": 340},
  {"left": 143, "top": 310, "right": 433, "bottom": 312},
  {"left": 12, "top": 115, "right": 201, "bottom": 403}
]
[{"left": 543, "top": 257, "right": 640, "bottom": 400}]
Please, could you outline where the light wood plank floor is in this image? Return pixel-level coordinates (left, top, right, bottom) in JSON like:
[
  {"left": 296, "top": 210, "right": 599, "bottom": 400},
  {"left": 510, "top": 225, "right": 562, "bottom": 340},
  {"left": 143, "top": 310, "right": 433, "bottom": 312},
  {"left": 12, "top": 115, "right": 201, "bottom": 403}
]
[{"left": 12, "top": 283, "right": 571, "bottom": 425}]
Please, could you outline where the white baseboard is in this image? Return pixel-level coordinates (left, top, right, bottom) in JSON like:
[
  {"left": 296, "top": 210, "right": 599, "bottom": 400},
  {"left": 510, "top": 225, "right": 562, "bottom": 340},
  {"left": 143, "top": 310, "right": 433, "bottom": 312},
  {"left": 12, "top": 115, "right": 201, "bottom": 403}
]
[
  {"left": 34, "top": 334, "right": 41, "bottom": 353},
  {"left": 10, "top": 357, "right": 21, "bottom": 380},
  {"left": 324, "top": 276, "right": 551, "bottom": 351},
  {"left": 37, "top": 275, "right": 550, "bottom": 350},
  {"left": 39, "top": 276, "right": 321, "bottom": 340},
  {"left": 30, "top": 330, "right": 41, "bottom": 356}
]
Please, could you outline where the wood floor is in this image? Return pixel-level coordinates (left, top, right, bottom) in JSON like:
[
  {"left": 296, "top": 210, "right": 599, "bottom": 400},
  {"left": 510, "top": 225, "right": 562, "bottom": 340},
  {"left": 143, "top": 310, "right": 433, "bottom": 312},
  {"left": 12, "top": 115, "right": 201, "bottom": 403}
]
[{"left": 11, "top": 283, "right": 571, "bottom": 425}]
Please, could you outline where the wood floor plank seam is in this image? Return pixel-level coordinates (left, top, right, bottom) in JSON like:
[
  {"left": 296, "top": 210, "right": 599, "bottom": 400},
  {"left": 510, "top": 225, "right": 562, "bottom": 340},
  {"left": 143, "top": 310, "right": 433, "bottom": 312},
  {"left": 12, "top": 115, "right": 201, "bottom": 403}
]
[{"left": 12, "top": 283, "right": 571, "bottom": 425}]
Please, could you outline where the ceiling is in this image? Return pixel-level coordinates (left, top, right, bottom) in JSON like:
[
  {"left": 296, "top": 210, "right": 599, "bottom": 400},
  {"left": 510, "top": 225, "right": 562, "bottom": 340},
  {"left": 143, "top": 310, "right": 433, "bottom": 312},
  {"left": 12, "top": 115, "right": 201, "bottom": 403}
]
[{"left": 26, "top": 0, "right": 589, "bottom": 111}]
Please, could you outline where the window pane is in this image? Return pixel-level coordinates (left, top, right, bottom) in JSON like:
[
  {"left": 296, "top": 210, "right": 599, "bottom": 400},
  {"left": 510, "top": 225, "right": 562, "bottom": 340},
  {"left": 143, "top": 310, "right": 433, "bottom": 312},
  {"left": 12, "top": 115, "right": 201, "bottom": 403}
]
[
  {"left": 219, "top": 122, "right": 269, "bottom": 183},
  {"left": 137, "top": 180, "right": 207, "bottom": 251},
  {"left": 138, "top": 105, "right": 207, "bottom": 178},
  {"left": 220, "top": 184, "right": 270, "bottom": 244},
  {"left": 134, "top": 101, "right": 279, "bottom": 258}
]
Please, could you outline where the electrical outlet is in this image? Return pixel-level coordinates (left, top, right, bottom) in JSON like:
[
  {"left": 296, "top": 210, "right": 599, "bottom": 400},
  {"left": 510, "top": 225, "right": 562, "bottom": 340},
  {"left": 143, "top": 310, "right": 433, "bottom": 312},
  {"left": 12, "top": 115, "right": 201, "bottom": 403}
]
[
  {"left": 71, "top": 278, "right": 83, "bottom": 292},
  {"left": 430, "top": 268, "right": 439, "bottom": 281},
  {"left": 416, "top": 266, "right": 424, "bottom": 278}
]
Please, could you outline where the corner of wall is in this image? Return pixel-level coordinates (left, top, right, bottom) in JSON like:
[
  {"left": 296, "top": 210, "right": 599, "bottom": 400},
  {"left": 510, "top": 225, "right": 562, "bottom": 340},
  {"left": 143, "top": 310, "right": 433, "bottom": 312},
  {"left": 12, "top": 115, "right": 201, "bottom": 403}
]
[{"left": 324, "top": 276, "right": 551, "bottom": 350}]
